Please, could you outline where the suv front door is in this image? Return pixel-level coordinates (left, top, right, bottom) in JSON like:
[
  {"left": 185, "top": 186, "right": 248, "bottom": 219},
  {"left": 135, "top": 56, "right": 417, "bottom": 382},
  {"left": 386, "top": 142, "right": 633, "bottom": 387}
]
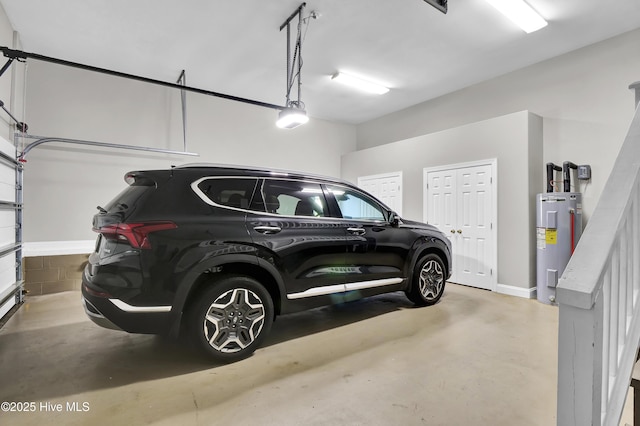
[{"left": 325, "top": 184, "right": 409, "bottom": 293}]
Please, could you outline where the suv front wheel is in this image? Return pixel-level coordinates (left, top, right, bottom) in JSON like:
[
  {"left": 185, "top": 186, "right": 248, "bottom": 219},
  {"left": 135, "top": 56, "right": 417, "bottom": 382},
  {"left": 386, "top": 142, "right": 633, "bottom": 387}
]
[
  {"left": 406, "top": 253, "right": 446, "bottom": 306},
  {"left": 189, "top": 275, "right": 274, "bottom": 363}
]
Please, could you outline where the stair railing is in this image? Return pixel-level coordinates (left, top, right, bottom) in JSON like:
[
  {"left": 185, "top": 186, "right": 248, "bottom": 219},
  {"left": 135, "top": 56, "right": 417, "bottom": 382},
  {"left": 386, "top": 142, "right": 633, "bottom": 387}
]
[{"left": 557, "top": 83, "right": 640, "bottom": 425}]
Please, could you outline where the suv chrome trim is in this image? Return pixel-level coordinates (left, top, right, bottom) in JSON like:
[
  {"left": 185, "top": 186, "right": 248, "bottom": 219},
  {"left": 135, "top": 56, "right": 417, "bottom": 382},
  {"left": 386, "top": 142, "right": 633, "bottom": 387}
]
[
  {"left": 190, "top": 176, "right": 259, "bottom": 213},
  {"left": 287, "top": 278, "right": 404, "bottom": 300},
  {"left": 345, "top": 278, "right": 403, "bottom": 291},
  {"left": 109, "top": 299, "right": 171, "bottom": 313},
  {"left": 287, "top": 284, "right": 346, "bottom": 300},
  {"left": 190, "top": 176, "right": 392, "bottom": 223},
  {"left": 177, "top": 163, "right": 353, "bottom": 186}
]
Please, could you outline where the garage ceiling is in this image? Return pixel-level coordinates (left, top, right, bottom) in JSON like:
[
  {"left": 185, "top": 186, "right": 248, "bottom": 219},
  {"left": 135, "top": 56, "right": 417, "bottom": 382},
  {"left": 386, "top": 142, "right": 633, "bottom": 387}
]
[{"left": 1, "top": 0, "right": 639, "bottom": 124}]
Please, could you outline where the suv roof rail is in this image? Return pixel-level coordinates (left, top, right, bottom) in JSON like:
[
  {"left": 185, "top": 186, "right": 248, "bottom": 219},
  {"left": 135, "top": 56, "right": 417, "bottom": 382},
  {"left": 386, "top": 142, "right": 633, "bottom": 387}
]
[{"left": 175, "top": 163, "right": 354, "bottom": 186}]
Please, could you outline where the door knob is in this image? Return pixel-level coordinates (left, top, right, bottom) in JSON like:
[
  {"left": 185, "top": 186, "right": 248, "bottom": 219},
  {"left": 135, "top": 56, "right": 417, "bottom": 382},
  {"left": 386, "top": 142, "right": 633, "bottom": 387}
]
[
  {"left": 450, "top": 229, "right": 456, "bottom": 234},
  {"left": 347, "top": 227, "right": 366, "bottom": 236},
  {"left": 254, "top": 226, "right": 282, "bottom": 234},
  {"left": 457, "top": 229, "right": 462, "bottom": 234}
]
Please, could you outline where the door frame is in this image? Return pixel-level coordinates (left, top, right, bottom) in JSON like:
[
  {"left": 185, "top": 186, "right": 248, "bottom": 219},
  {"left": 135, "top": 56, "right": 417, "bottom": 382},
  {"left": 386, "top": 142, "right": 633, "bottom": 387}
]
[
  {"left": 357, "top": 171, "right": 403, "bottom": 216},
  {"left": 423, "top": 159, "right": 498, "bottom": 292}
]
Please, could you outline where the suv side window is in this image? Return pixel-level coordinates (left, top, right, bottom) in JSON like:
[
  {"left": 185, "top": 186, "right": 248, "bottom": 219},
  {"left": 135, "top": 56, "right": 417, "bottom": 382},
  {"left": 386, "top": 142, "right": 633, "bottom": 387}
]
[
  {"left": 327, "top": 185, "right": 386, "bottom": 221},
  {"left": 261, "top": 179, "right": 328, "bottom": 217},
  {"left": 195, "top": 178, "right": 258, "bottom": 209}
]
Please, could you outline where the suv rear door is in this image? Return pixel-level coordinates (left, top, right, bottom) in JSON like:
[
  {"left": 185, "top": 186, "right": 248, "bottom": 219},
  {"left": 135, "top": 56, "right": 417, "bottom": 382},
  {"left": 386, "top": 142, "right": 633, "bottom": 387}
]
[{"left": 246, "top": 178, "right": 348, "bottom": 304}]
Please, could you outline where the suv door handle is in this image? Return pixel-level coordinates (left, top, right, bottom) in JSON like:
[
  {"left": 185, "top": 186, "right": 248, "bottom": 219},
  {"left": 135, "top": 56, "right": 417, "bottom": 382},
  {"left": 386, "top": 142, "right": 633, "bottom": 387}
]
[
  {"left": 254, "top": 226, "right": 282, "bottom": 234},
  {"left": 347, "top": 227, "right": 366, "bottom": 236}
]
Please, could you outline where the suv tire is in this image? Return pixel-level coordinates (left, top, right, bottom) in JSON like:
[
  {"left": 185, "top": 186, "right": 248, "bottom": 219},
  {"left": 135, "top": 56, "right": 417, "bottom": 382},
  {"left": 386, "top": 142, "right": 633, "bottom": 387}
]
[
  {"left": 406, "top": 253, "right": 446, "bottom": 306},
  {"left": 189, "top": 275, "right": 274, "bottom": 363}
]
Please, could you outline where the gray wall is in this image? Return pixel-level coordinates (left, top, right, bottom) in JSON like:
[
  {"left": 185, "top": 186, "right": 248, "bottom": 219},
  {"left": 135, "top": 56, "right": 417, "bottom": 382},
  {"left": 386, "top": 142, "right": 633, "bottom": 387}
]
[
  {"left": 356, "top": 29, "right": 640, "bottom": 226},
  {"left": 342, "top": 111, "right": 543, "bottom": 291},
  {"left": 21, "top": 61, "right": 356, "bottom": 242}
]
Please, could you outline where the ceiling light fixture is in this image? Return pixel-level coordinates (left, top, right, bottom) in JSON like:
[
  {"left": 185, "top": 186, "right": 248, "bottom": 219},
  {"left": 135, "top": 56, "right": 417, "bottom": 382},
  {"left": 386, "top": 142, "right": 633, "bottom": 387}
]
[
  {"left": 484, "top": 0, "right": 547, "bottom": 33},
  {"left": 277, "top": 3, "right": 315, "bottom": 129},
  {"left": 331, "top": 72, "right": 389, "bottom": 95},
  {"left": 276, "top": 107, "right": 309, "bottom": 129}
]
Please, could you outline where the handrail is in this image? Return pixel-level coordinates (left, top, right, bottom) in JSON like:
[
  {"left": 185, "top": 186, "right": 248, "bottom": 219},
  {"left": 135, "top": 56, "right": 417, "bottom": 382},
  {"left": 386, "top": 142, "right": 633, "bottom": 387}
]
[{"left": 557, "top": 101, "right": 640, "bottom": 425}]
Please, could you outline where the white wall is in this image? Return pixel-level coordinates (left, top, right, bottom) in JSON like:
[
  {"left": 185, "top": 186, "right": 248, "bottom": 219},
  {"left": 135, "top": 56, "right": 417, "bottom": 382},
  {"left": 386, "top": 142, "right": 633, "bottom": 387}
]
[
  {"left": 22, "top": 61, "right": 356, "bottom": 243},
  {"left": 356, "top": 29, "right": 640, "bottom": 226},
  {"left": 0, "top": 3, "right": 24, "bottom": 141},
  {"left": 0, "top": 4, "right": 12, "bottom": 139},
  {"left": 342, "top": 111, "right": 542, "bottom": 292}
]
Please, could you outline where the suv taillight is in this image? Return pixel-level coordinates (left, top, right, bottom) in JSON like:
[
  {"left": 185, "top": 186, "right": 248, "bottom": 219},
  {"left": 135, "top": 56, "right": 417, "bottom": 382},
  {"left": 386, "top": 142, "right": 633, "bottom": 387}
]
[{"left": 95, "top": 222, "right": 177, "bottom": 249}]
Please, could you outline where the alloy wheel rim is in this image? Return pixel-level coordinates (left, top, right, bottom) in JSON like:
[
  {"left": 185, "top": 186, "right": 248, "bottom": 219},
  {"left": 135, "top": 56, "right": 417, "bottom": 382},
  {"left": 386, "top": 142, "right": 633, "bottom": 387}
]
[
  {"left": 203, "top": 288, "right": 266, "bottom": 353},
  {"left": 419, "top": 259, "right": 444, "bottom": 300}
]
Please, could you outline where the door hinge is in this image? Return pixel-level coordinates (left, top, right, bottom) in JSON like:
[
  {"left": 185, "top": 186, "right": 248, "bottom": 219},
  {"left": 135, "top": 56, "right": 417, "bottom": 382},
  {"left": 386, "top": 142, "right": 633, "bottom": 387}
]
[{"left": 490, "top": 269, "right": 493, "bottom": 276}]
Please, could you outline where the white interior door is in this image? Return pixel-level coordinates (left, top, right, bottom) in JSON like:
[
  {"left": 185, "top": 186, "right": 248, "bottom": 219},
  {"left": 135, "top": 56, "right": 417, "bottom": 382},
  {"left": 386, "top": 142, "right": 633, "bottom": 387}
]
[
  {"left": 425, "top": 169, "right": 458, "bottom": 282},
  {"left": 456, "top": 165, "right": 492, "bottom": 289},
  {"left": 425, "top": 161, "right": 496, "bottom": 291},
  {"left": 357, "top": 172, "right": 402, "bottom": 216}
]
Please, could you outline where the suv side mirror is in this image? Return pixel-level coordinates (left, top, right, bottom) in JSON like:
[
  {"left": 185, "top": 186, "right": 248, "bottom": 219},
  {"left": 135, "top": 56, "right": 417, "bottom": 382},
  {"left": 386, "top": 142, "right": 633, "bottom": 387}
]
[{"left": 389, "top": 212, "right": 400, "bottom": 226}]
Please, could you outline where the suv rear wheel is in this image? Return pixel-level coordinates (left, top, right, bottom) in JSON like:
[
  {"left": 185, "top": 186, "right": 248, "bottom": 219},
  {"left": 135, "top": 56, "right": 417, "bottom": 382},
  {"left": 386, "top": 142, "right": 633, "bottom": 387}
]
[
  {"left": 406, "top": 253, "right": 446, "bottom": 306},
  {"left": 189, "top": 275, "right": 274, "bottom": 363}
]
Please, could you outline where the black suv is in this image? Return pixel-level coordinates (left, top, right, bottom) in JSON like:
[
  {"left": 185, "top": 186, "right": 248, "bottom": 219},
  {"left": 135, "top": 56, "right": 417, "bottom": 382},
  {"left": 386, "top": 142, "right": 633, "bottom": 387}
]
[{"left": 82, "top": 164, "right": 452, "bottom": 362}]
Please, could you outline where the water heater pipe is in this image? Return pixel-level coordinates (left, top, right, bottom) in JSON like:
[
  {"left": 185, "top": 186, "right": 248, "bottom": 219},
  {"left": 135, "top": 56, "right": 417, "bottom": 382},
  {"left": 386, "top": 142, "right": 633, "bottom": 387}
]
[
  {"left": 563, "top": 161, "right": 578, "bottom": 192},
  {"left": 570, "top": 209, "right": 575, "bottom": 255},
  {"left": 546, "top": 162, "right": 562, "bottom": 193}
]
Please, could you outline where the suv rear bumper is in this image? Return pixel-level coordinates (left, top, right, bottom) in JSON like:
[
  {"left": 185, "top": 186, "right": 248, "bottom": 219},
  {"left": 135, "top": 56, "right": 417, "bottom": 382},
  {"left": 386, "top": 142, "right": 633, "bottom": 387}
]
[
  {"left": 81, "top": 280, "right": 172, "bottom": 334},
  {"left": 82, "top": 296, "right": 122, "bottom": 331}
]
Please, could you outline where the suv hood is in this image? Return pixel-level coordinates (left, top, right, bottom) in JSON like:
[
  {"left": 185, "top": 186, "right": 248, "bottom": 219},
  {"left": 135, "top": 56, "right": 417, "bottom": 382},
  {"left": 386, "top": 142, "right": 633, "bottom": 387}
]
[{"left": 398, "top": 218, "right": 443, "bottom": 234}]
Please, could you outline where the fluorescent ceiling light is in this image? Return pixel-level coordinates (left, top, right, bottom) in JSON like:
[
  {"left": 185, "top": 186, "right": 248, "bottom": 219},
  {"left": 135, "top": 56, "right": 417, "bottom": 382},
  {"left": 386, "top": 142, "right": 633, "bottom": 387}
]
[
  {"left": 276, "top": 107, "right": 309, "bottom": 129},
  {"left": 484, "top": 0, "right": 547, "bottom": 33},
  {"left": 331, "top": 72, "right": 389, "bottom": 95}
]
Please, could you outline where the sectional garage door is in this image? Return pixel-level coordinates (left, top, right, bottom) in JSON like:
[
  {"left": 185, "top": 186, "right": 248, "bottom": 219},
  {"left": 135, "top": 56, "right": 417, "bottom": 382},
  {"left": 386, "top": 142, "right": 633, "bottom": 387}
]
[{"left": 0, "top": 135, "right": 21, "bottom": 322}]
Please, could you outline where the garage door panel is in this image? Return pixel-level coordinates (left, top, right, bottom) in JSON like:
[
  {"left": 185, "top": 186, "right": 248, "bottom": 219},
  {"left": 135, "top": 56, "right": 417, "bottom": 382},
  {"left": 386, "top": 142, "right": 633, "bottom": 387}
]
[
  {"left": 0, "top": 135, "right": 19, "bottom": 323},
  {"left": 0, "top": 163, "right": 14, "bottom": 183},
  {"left": 0, "top": 182, "right": 15, "bottom": 202},
  {"left": 0, "top": 255, "right": 16, "bottom": 286},
  {"left": 0, "top": 136, "right": 15, "bottom": 157},
  {"left": 0, "top": 223, "right": 15, "bottom": 247},
  {"left": 0, "top": 210, "right": 15, "bottom": 246},
  {"left": 0, "top": 292, "right": 16, "bottom": 321}
]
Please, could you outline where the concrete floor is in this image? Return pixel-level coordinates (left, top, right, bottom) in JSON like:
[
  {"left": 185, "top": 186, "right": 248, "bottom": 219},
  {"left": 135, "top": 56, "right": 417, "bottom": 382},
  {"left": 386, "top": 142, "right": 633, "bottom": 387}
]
[{"left": 0, "top": 283, "right": 561, "bottom": 425}]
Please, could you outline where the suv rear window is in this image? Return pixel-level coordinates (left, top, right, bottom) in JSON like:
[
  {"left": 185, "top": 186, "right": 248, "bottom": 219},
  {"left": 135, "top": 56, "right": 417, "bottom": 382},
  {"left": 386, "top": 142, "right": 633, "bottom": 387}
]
[
  {"left": 196, "top": 178, "right": 258, "bottom": 209},
  {"left": 104, "top": 186, "right": 151, "bottom": 213}
]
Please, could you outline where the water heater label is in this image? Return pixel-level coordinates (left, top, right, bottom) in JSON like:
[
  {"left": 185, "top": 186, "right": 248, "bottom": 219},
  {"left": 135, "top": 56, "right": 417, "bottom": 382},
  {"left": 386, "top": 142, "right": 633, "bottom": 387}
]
[
  {"left": 537, "top": 227, "right": 546, "bottom": 249},
  {"left": 546, "top": 229, "right": 557, "bottom": 245}
]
